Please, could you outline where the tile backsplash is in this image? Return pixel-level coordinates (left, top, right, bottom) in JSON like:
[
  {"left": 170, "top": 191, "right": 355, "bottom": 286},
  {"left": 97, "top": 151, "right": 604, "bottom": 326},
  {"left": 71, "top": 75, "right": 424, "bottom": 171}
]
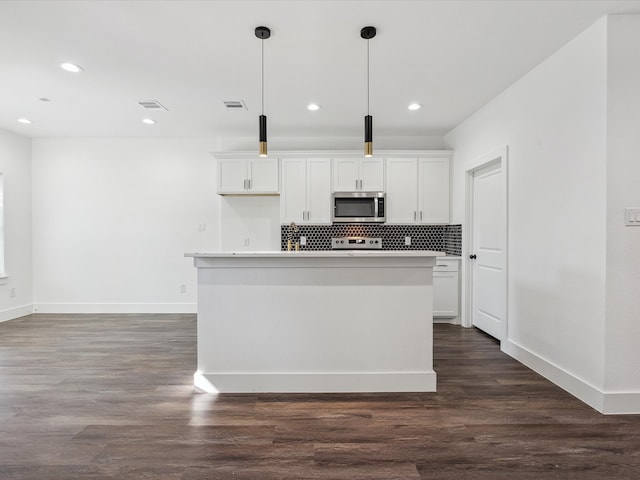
[{"left": 281, "top": 224, "right": 462, "bottom": 256}]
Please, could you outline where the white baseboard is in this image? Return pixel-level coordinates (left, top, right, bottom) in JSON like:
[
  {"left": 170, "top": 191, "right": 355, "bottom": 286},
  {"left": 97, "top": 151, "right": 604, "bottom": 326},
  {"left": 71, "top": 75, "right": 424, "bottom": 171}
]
[
  {"left": 194, "top": 371, "right": 437, "bottom": 394},
  {"left": 502, "top": 338, "right": 605, "bottom": 412},
  {"left": 433, "top": 317, "right": 460, "bottom": 325},
  {"left": 503, "top": 339, "right": 640, "bottom": 414},
  {"left": 33, "top": 303, "right": 197, "bottom": 314},
  {"left": 602, "top": 392, "right": 640, "bottom": 414},
  {"left": 0, "top": 304, "right": 33, "bottom": 323}
]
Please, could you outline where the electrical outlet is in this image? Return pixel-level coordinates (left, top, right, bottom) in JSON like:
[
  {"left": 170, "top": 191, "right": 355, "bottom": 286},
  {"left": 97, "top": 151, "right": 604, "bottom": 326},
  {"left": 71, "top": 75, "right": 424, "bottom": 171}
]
[
  {"left": 405, "top": 236, "right": 411, "bottom": 246},
  {"left": 300, "top": 236, "right": 307, "bottom": 246},
  {"left": 625, "top": 208, "right": 640, "bottom": 226},
  {"left": 9, "top": 288, "right": 16, "bottom": 298},
  {"left": 243, "top": 238, "right": 250, "bottom": 246},
  {"left": 198, "top": 223, "right": 207, "bottom": 232},
  {"left": 179, "top": 284, "right": 186, "bottom": 294}
]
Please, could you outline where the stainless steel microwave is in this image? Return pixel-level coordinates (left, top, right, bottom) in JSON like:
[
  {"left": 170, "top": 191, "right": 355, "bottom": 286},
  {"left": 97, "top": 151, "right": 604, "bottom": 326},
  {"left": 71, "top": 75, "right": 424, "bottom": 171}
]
[{"left": 332, "top": 192, "right": 386, "bottom": 223}]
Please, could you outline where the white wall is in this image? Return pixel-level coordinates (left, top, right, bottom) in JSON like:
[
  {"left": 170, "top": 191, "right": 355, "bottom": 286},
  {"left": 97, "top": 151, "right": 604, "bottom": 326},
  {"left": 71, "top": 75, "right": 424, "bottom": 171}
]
[
  {"left": 0, "top": 129, "right": 33, "bottom": 322},
  {"left": 220, "top": 196, "right": 281, "bottom": 252},
  {"left": 32, "top": 138, "right": 220, "bottom": 313},
  {"left": 445, "top": 19, "right": 608, "bottom": 407},
  {"left": 604, "top": 16, "right": 640, "bottom": 407}
]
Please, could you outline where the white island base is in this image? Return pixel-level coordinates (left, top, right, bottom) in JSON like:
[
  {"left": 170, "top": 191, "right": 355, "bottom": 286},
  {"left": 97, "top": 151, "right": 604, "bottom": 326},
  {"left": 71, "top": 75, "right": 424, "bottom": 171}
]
[{"left": 186, "top": 251, "right": 441, "bottom": 393}]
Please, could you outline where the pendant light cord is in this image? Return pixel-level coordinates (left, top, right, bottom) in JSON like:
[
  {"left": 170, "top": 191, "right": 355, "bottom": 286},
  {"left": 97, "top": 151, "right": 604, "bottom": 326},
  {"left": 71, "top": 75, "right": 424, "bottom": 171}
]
[
  {"left": 367, "top": 38, "right": 370, "bottom": 115},
  {"left": 261, "top": 39, "right": 265, "bottom": 115}
]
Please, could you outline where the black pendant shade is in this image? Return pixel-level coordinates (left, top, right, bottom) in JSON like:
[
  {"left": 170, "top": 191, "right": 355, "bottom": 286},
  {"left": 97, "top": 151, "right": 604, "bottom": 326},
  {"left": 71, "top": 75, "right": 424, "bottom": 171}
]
[
  {"left": 364, "top": 115, "right": 373, "bottom": 157},
  {"left": 259, "top": 114, "right": 267, "bottom": 157},
  {"left": 255, "top": 26, "right": 271, "bottom": 157}
]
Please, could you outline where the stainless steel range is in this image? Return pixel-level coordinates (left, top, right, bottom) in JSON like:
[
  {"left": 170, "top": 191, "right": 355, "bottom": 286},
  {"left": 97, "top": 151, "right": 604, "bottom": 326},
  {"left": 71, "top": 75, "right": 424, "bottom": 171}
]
[{"left": 332, "top": 236, "right": 383, "bottom": 250}]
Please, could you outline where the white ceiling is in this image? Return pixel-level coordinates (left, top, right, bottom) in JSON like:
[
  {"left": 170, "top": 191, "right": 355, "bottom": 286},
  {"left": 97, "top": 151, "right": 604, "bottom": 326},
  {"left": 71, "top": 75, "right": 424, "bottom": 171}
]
[{"left": 1, "top": 0, "right": 639, "bottom": 139}]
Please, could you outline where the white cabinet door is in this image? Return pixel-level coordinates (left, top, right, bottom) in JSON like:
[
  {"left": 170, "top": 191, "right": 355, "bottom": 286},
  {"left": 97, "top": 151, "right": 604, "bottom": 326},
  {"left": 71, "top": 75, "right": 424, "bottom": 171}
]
[
  {"left": 332, "top": 157, "right": 384, "bottom": 192},
  {"left": 386, "top": 158, "right": 418, "bottom": 224},
  {"left": 280, "top": 158, "right": 307, "bottom": 223},
  {"left": 418, "top": 157, "right": 450, "bottom": 224},
  {"left": 281, "top": 158, "right": 331, "bottom": 224},
  {"left": 218, "top": 158, "right": 248, "bottom": 193},
  {"left": 360, "top": 157, "right": 385, "bottom": 191},
  {"left": 248, "top": 158, "right": 279, "bottom": 193},
  {"left": 218, "top": 158, "right": 279, "bottom": 194},
  {"left": 433, "top": 271, "right": 459, "bottom": 317},
  {"left": 306, "top": 158, "right": 331, "bottom": 223},
  {"left": 433, "top": 259, "right": 459, "bottom": 318},
  {"left": 332, "top": 158, "right": 359, "bottom": 191}
]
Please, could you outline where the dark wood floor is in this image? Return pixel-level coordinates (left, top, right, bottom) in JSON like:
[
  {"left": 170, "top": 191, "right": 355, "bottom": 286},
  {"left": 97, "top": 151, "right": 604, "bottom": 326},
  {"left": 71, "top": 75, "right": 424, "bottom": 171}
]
[{"left": 1, "top": 315, "right": 639, "bottom": 480}]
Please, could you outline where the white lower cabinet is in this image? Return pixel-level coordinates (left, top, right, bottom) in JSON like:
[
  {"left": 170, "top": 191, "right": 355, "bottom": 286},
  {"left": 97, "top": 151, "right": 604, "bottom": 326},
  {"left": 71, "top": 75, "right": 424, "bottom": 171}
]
[
  {"left": 433, "top": 258, "right": 460, "bottom": 320},
  {"left": 281, "top": 158, "right": 331, "bottom": 224}
]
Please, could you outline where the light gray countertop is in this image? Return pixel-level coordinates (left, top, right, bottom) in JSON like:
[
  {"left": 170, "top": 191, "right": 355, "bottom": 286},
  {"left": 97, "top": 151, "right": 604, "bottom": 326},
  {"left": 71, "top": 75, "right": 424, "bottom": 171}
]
[{"left": 185, "top": 250, "right": 445, "bottom": 258}]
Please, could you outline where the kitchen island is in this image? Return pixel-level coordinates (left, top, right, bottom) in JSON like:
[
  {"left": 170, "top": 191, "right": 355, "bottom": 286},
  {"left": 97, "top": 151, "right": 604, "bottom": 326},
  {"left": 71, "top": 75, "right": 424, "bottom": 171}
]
[{"left": 185, "top": 251, "right": 442, "bottom": 393}]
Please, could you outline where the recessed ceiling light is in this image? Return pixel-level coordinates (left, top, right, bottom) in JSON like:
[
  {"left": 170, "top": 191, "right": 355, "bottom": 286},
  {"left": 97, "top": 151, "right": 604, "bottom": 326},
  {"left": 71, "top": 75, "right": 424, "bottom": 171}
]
[
  {"left": 17, "top": 118, "right": 32, "bottom": 124},
  {"left": 60, "top": 62, "right": 84, "bottom": 73},
  {"left": 408, "top": 103, "right": 422, "bottom": 111},
  {"left": 39, "top": 97, "right": 51, "bottom": 102},
  {"left": 307, "top": 103, "right": 321, "bottom": 111},
  {"left": 142, "top": 118, "right": 156, "bottom": 125}
]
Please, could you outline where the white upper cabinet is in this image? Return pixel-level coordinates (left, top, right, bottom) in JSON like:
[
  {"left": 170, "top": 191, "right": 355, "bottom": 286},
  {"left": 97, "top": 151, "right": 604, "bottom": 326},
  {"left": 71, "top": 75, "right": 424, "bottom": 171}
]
[
  {"left": 281, "top": 158, "right": 331, "bottom": 224},
  {"left": 306, "top": 158, "right": 332, "bottom": 223},
  {"left": 386, "top": 156, "right": 450, "bottom": 224},
  {"left": 386, "top": 158, "right": 419, "bottom": 224},
  {"left": 332, "top": 157, "right": 384, "bottom": 192},
  {"left": 418, "top": 158, "right": 450, "bottom": 224},
  {"left": 217, "top": 157, "right": 279, "bottom": 195}
]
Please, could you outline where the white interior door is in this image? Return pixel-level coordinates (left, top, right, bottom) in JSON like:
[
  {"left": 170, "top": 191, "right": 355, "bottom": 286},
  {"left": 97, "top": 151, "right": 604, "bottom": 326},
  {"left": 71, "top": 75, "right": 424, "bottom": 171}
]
[{"left": 470, "top": 160, "right": 506, "bottom": 340}]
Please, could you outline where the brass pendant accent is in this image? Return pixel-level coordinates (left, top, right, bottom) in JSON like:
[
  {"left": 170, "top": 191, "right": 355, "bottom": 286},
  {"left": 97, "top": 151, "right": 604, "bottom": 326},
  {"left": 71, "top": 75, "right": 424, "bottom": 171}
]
[
  {"left": 364, "top": 141, "right": 373, "bottom": 157},
  {"left": 259, "top": 141, "right": 268, "bottom": 157}
]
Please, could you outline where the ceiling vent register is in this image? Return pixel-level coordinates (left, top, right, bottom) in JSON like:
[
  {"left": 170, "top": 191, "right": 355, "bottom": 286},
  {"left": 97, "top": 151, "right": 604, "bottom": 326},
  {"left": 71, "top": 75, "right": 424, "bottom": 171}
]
[
  {"left": 138, "top": 100, "right": 168, "bottom": 111},
  {"left": 223, "top": 101, "right": 247, "bottom": 110}
]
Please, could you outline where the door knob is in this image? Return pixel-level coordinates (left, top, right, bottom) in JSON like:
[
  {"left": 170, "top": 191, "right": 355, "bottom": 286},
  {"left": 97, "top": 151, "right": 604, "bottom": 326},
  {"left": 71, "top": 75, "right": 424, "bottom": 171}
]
[{"left": 469, "top": 254, "right": 477, "bottom": 260}]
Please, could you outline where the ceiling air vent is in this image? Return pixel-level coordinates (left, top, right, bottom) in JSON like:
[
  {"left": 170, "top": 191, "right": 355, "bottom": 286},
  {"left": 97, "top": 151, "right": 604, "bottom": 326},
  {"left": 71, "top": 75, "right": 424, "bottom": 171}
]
[
  {"left": 138, "top": 100, "right": 168, "bottom": 111},
  {"left": 224, "top": 101, "right": 247, "bottom": 110}
]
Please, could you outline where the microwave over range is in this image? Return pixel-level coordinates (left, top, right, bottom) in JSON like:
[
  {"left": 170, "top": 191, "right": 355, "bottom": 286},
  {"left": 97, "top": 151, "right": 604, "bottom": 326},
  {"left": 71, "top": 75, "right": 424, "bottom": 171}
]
[{"left": 332, "top": 191, "right": 386, "bottom": 223}]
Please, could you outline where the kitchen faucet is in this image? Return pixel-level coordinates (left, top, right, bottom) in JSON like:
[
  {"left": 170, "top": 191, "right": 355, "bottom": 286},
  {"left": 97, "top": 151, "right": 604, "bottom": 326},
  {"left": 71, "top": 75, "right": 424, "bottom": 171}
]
[{"left": 287, "top": 222, "right": 299, "bottom": 251}]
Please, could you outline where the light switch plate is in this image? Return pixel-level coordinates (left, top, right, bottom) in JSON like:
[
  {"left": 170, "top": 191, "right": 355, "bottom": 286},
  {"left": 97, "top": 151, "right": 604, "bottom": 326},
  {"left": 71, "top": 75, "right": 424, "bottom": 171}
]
[{"left": 625, "top": 208, "right": 640, "bottom": 226}]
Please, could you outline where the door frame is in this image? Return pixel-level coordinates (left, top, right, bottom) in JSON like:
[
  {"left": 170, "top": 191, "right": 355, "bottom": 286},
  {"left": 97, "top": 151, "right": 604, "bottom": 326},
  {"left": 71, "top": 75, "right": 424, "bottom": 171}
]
[{"left": 463, "top": 146, "right": 509, "bottom": 343}]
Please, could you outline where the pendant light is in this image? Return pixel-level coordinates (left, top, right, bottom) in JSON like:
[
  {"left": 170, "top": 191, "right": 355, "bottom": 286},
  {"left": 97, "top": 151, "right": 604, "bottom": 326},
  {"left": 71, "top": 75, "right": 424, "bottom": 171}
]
[
  {"left": 361, "top": 26, "right": 376, "bottom": 157},
  {"left": 255, "top": 26, "right": 271, "bottom": 157}
]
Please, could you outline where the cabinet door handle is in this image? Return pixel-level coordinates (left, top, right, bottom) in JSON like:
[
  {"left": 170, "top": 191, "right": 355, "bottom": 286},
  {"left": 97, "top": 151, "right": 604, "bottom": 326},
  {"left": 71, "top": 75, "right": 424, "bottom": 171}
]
[
  {"left": 413, "top": 211, "right": 417, "bottom": 221},
  {"left": 306, "top": 210, "right": 310, "bottom": 221},
  {"left": 243, "top": 179, "right": 247, "bottom": 190},
  {"left": 420, "top": 211, "right": 423, "bottom": 221},
  {"left": 248, "top": 179, "right": 252, "bottom": 190},
  {"left": 359, "top": 179, "right": 363, "bottom": 190}
]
